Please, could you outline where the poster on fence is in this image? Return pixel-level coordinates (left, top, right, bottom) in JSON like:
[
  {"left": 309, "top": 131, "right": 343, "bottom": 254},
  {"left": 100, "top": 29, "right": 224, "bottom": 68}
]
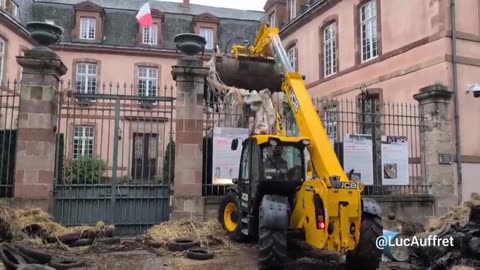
[
  {"left": 343, "top": 134, "right": 374, "bottom": 185},
  {"left": 381, "top": 135, "right": 409, "bottom": 185},
  {"left": 212, "top": 127, "right": 250, "bottom": 185}
]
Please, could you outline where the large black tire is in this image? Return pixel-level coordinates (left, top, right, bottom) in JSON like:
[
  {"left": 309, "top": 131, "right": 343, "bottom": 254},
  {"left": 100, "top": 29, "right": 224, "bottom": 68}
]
[
  {"left": 258, "top": 227, "right": 288, "bottom": 269},
  {"left": 346, "top": 213, "right": 383, "bottom": 270},
  {"left": 218, "top": 192, "right": 246, "bottom": 242}
]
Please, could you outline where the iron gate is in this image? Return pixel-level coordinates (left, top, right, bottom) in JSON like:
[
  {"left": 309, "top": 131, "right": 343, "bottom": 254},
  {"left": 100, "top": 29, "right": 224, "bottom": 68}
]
[
  {"left": 0, "top": 80, "right": 20, "bottom": 198},
  {"left": 54, "top": 84, "right": 175, "bottom": 235}
]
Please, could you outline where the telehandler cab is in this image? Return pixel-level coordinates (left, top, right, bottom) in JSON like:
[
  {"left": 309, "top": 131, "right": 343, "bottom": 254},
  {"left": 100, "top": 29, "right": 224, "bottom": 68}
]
[{"left": 217, "top": 24, "right": 383, "bottom": 270}]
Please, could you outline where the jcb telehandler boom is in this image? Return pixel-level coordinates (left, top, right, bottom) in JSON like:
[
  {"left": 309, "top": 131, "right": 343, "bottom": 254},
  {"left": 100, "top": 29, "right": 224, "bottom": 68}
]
[{"left": 217, "top": 24, "right": 383, "bottom": 270}]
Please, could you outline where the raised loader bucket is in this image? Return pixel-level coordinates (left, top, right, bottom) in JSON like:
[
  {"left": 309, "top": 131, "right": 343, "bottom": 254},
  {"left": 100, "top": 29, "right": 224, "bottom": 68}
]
[{"left": 214, "top": 55, "right": 284, "bottom": 92}]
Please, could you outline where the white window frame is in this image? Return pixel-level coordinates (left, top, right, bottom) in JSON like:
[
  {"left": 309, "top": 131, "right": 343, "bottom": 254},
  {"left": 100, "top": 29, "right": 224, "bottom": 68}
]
[
  {"left": 0, "top": 0, "right": 5, "bottom": 9},
  {"left": 360, "top": 0, "right": 378, "bottom": 62},
  {"left": 287, "top": 46, "right": 297, "bottom": 72},
  {"left": 268, "top": 12, "right": 276, "bottom": 27},
  {"left": 290, "top": 0, "right": 297, "bottom": 20},
  {"left": 0, "top": 38, "right": 4, "bottom": 82},
  {"left": 199, "top": 27, "right": 214, "bottom": 50},
  {"left": 76, "top": 63, "right": 97, "bottom": 94},
  {"left": 142, "top": 24, "right": 158, "bottom": 45},
  {"left": 12, "top": 1, "right": 19, "bottom": 18},
  {"left": 79, "top": 17, "right": 96, "bottom": 40},
  {"left": 138, "top": 66, "right": 158, "bottom": 97},
  {"left": 323, "top": 105, "right": 338, "bottom": 142},
  {"left": 18, "top": 50, "right": 25, "bottom": 82},
  {"left": 323, "top": 23, "right": 337, "bottom": 77},
  {"left": 73, "top": 126, "right": 95, "bottom": 160}
]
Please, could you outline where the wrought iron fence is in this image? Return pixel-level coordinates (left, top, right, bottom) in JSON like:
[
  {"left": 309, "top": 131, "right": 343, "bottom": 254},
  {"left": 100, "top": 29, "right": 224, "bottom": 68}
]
[
  {"left": 0, "top": 80, "right": 20, "bottom": 198},
  {"left": 54, "top": 80, "right": 175, "bottom": 234},
  {"left": 202, "top": 92, "right": 429, "bottom": 197}
]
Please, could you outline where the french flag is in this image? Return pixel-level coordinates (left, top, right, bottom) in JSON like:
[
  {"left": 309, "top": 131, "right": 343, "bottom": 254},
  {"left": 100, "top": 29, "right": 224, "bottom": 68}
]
[{"left": 136, "top": 2, "right": 153, "bottom": 27}]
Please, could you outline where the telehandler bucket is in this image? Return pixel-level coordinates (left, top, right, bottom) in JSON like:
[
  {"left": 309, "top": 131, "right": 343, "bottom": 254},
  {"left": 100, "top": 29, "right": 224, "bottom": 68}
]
[{"left": 214, "top": 55, "right": 284, "bottom": 92}]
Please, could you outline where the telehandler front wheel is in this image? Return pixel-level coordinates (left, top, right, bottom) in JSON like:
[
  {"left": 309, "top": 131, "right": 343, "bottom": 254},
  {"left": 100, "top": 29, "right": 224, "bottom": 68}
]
[
  {"left": 258, "top": 227, "right": 288, "bottom": 270},
  {"left": 346, "top": 213, "right": 383, "bottom": 270},
  {"left": 218, "top": 192, "right": 246, "bottom": 242}
]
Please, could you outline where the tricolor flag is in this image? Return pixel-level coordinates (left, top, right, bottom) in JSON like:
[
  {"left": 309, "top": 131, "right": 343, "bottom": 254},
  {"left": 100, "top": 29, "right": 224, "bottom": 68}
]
[{"left": 136, "top": 2, "right": 153, "bottom": 27}]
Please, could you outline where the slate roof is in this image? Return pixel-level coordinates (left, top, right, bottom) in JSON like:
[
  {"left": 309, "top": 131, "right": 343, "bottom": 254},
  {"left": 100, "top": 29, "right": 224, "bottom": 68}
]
[
  {"left": 35, "top": 0, "right": 265, "bottom": 21},
  {"left": 27, "top": 0, "right": 264, "bottom": 50}
]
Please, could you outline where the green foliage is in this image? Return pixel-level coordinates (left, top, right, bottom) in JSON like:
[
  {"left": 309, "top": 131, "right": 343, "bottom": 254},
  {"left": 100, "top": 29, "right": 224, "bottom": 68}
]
[
  {"left": 163, "top": 140, "right": 175, "bottom": 183},
  {"left": 64, "top": 156, "right": 107, "bottom": 184}
]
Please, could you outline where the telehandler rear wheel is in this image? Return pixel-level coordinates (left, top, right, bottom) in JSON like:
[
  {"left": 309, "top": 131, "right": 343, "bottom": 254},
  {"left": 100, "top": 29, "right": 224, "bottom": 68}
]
[
  {"left": 346, "top": 213, "right": 383, "bottom": 270},
  {"left": 218, "top": 192, "right": 246, "bottom": 242}
]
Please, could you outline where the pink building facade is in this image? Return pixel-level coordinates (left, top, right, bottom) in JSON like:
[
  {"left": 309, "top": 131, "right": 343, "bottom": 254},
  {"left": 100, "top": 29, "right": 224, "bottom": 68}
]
[{"left": 265, "top": 0, "right": 480, "bottom": 202}]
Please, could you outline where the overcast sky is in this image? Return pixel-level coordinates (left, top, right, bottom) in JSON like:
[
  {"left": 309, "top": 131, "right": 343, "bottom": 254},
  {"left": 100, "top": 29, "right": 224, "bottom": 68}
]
[{"left": 160, "top": 0, "right": 268, "bottom": 11}]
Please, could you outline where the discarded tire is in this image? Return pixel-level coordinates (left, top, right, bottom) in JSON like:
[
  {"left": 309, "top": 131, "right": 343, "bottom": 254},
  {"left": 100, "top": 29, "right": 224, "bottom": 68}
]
[
  {"left": 0, "top": 243, "right": 27, "bottom": 270},
  {"left": 17, "top": 264, "right": 56, "bottom": 270},
  {"left": 13, "top": 244, "right": 52, "bottom": 264},
  {"left": 48, "top": 255, "right": 86, "bottom": 270},
  {"left": 167, "top": 238, "right": 200, "bottom": 252},
  {"left": 186, "top": 247, "right": 214, "bottom": 260}
]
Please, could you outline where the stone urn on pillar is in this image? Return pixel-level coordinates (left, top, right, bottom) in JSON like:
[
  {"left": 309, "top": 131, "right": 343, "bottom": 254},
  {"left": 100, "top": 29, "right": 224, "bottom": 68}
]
[
  {"left": 173, "top": 33, "right": 206, "bottom": 72},
  {"left": 24, "top": 21, "right": 64, "bottom": 59}
]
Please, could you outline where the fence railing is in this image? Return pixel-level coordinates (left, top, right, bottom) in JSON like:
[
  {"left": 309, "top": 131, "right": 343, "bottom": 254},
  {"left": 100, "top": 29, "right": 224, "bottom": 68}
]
[
  {"left": 0, "top": 80, "right": 20, "bottom": 198},
  {"left": 55, "top": 80, "right": 176, "bottom": 186},
  {"left": 53, "top": 81, "right": 175, "bottom": 233},
  {"left": 202, "top": 94, "right": 429, "bottom": 197}
]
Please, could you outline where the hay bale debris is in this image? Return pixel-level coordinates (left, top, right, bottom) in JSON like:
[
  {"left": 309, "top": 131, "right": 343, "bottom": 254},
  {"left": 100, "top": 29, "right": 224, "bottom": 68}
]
[
  {"left": 145, "top": 219, "right": 239, "bottom": 254},
  {"left": 0, "top": 206, "right": 114, "bottom": 247},
  {"left": 427, "top": 193, "right": 480, "bottom": 232},
  {"left": 407, "top": 193, "right": 480, "bottom": 269}
]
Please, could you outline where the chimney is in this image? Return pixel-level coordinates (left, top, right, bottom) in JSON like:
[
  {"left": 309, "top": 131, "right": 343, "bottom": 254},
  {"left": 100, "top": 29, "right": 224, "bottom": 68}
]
[{"left": 182, "top": 0, "right": 190, "bottom": 7}]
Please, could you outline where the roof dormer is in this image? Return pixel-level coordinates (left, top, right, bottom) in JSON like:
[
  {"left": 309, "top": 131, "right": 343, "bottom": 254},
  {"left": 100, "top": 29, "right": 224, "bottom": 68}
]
[
  {"left": 72, "top": 1, "right": 106, "bottom": 43},
  {"left": 137, "top": 9, "right": 166, "bottom": 47},
  {"left": 193, "top": 12, "right": 220, "bottom": 51},
  {"left": 263, "top": 0, "right": 286, "bottom": 28}
]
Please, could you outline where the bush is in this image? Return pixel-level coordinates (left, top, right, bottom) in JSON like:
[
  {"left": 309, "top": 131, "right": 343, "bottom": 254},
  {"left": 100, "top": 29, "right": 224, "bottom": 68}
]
[
  {"left": 64, "top": 156, "right": 107, "bottom": 184},
  {"left": 163, "top": 140, "right": 175, "bottom": 183}
]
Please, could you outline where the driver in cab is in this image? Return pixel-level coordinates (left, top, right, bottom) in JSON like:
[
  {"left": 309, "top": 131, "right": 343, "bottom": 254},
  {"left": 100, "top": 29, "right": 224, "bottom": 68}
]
[{"left": 264, "top": 146, "right": 288, "bottom": 177}]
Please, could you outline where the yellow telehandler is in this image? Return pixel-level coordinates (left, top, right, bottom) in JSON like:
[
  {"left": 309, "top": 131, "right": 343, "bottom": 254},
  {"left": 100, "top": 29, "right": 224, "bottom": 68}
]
[{"left": 216, "top": 24, "right": 383, "bottom": 270}]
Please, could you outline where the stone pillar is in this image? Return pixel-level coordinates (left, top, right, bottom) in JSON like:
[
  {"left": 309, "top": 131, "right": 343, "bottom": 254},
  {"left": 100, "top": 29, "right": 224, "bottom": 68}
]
[
  {"left": 414, "top": 84, "right": 457, "bottom": 216},
  {"left": 170, "top": 37, "right": 208, "bottom": 221},
  {"left": 13, "top": 22, "right": 67, "bottom": 211}
]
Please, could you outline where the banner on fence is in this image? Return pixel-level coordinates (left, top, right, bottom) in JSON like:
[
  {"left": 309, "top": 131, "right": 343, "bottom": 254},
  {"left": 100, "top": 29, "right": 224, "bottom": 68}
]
[
  {"left": 381, "top": 135, "right": 409, "bottom": 185},
  {"left": 343, "top": 134, "right": 374, "bottom": 185},
  {"left": 212, "top": 127, "right": 250, "bottom": 185}
]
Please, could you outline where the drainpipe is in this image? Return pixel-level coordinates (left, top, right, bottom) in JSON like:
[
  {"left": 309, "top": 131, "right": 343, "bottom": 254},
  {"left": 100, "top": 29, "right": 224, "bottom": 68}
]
[{"left": 450, "top": 0, "right": 463, "bottom": 204}]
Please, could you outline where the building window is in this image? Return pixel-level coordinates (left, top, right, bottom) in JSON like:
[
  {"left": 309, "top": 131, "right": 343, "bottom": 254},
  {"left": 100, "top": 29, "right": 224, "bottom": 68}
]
[
  {"left": 268, "top": 12, "right": 276, "bottom": 27},
  {"left": 0, "top": 38, "right": 4, "bottom": 82},
  {"left": 138, "top": 67, "right": 158, "bottom": 97},
  {"left": 76, "top": 63, "right": 97, "bottom": 94},
  {"left": 73, "top": 126, "right": 95, "bottom": 160},
  {"left": 360, "top": 0, "right": 378, "bottom": 62},
  {"left": 323, "top": 105, "right": 338, "bottom": 141},
  {"left": 18, "top": 50, "right": 25, "bottom": 82},
  {"left": 199, "top": 27, "right": 214, "bottom": 50},
  {"left": 79, "top": 17, "right": 96, "bottom": 40},
  {"left": 287, "top": 46, "right": 297, "bottom": 71},
  {"left": 142, "top": 24, "right": 158, "bottom": 45},
  {"left": 290, "top": 0, "right": 297, "bottom": 20},
  {"left": 0, "top": 0, "right": 5, "bottom": 9},
  {"left": 12, "top": 1, "right": 19, "bottom": 17},
  {"left": 324, "top": 23, "right": 337, "bottom": 77}
]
